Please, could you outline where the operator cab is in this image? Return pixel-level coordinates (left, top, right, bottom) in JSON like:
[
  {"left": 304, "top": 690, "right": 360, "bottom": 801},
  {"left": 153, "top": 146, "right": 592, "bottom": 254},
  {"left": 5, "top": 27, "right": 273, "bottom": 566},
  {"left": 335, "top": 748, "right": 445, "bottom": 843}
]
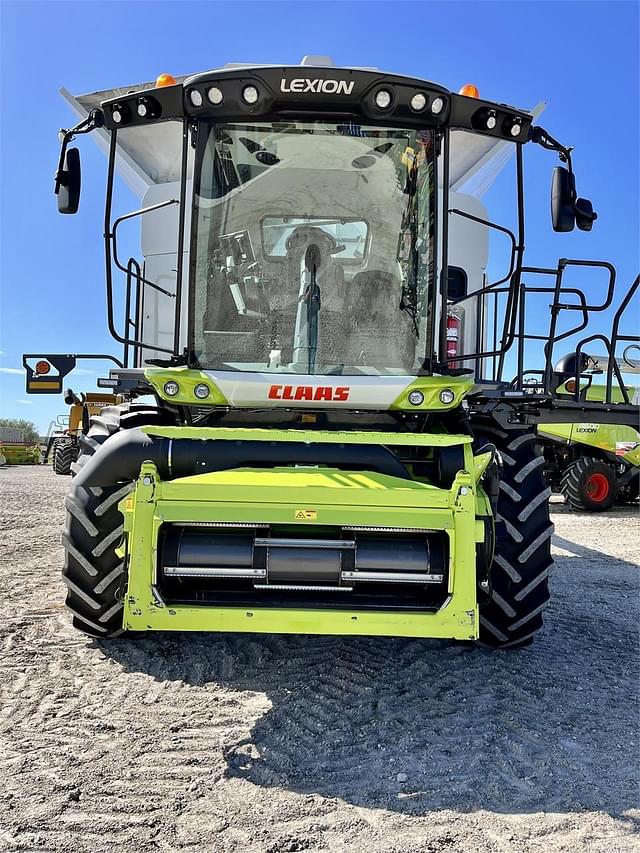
[{"left": 52, "top": 56, "right": 607, "bottom": 409}]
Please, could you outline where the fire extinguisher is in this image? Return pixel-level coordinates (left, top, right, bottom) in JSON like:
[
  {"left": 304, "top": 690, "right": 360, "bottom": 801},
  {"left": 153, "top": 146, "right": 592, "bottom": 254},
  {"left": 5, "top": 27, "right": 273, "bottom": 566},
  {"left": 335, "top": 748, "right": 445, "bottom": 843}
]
[{"left": 446, "top": 310, "right": 462, "bottom": 368}]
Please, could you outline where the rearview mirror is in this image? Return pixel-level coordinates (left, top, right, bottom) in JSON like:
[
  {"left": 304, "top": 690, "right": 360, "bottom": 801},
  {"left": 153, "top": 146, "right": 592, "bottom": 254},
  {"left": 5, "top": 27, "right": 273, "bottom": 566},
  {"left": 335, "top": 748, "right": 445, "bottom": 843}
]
[
  {"left": 551, "top": 166, "right": 575, "bottom": 232},
  {"left": 57, "top": 147, "right": 81, "bottom": 214}
]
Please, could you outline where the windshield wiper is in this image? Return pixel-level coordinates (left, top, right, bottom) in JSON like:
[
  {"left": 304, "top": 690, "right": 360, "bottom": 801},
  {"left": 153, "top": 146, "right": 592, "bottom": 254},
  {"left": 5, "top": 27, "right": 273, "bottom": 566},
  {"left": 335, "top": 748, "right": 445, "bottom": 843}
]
[
  {"left": 399, "top": 160, "right": 420, "bottom": 337},
  {"left": 303, "top": 244, "right": 322, "bottom": 373}
]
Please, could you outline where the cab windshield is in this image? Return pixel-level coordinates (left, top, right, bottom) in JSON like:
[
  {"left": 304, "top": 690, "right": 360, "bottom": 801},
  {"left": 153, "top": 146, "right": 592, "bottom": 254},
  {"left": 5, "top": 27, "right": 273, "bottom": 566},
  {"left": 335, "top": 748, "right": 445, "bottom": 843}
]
[{"left": 191, "top": 121, "right": 435, "bottom": 375}]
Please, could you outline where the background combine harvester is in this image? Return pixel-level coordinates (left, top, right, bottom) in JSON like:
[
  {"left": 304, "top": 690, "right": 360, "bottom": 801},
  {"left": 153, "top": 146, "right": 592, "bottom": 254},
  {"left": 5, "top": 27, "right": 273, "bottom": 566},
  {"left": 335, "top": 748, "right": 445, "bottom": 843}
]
[
  {"left": 537, "top": 352, "right": 640, "bottom": 510},
  {"left": 25, "top": 57, "right": 639, "bottom": 647}
]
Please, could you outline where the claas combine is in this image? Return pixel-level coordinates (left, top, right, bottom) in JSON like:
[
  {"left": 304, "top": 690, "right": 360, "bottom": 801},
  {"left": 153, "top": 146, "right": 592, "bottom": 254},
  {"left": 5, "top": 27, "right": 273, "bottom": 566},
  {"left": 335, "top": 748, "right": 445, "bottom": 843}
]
[
  {"left": 538, "top": 359, "right": 639, "bottom": 510},
  {"left": 25, "top": 57, "right": 638, "bottom": 646}
]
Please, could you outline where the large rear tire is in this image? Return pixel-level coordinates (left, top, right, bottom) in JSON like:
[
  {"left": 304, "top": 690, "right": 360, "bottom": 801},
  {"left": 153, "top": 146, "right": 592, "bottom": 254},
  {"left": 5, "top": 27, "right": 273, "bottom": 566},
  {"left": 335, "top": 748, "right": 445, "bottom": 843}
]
[
  {"left": 473, "top": 422, "right": 553, "bottom": 648},
  {"left": 62, "top": 404, "right": 170, "bottom": 637},
  {"left": 560, "top": 456, "right": 616, "bottom": 512},
  {"left": 52, "top": 439, "right": 78, "bottom": 475}
]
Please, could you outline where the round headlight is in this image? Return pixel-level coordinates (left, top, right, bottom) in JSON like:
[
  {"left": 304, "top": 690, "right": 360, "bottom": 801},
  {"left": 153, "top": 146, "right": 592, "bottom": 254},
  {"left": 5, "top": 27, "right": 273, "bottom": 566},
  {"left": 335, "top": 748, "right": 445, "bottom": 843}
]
[
  {"left": 510, "top": 119, "right": 522, "bottom": 137},
  {"left": 164, "top": 381, "right": 180, "bottom": 397},
  {"left": 189, "top": 89, "right": 203, "bottom": 107},
  {"left": 194, "top": 383, "right": 210, "bottom": 400},
  {"left": 486, "top": 111, "right": 497, "bottom": 130},
  {"left": 430, "top": 96, "right": 445, "bottom": 115},
  {"left": 207, "top": 86, "right": 224, "bottom": 105},
  {"left": 137, "top": 100, "right": 148, "bottom": 118},
  {"left": 374, "top": 89, "right": 392, "bottom": 109},
  {"left": 242, "top": 85, "right": 259, "bottom": 105},
  {"left": 112, "top": 108, "right": 123, "bottom": 124},
  {"left": 410, "top": 92, "right": 427, "bottom": 112},
  {"left": 408, "top": 390, "right": 425, "bottom": 406},
  {"left": 439, "top": 389, "right": 455, "bottom": 405}
]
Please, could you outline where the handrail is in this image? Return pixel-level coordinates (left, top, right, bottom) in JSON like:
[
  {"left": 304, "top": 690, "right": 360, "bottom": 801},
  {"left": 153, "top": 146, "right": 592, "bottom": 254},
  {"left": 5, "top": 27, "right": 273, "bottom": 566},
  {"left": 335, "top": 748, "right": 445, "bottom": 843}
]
[{"left": 607, "top": 274, "right": 639, "bottom": 396}]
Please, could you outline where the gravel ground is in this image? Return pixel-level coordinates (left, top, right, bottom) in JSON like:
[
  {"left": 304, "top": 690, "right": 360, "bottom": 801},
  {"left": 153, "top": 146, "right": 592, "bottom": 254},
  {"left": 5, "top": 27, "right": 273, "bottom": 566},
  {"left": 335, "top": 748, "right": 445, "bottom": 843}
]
[{"left": 1, "top": 465, "right": 638, "bottom": 853}]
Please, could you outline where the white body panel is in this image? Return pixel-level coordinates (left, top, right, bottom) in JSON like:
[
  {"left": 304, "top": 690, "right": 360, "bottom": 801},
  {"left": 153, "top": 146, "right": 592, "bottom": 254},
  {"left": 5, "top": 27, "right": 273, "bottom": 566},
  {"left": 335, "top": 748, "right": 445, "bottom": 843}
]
[
  {"left": 205, "top": 370, "right": 416, "bottom": 409},
  {"left": 446, "top": 191, "right": 490, "bottom": 361},
  {"left": 138, "top": 182, "right": 190, "bottom": 361}
]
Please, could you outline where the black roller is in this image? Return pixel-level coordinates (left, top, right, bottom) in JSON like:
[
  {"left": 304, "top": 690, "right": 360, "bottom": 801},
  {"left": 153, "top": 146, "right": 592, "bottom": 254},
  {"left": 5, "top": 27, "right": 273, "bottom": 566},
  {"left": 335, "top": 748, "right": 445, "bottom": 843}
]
[
  {"left": 356, "top": 537, "right": 428, "bottom": 574},
  {"left": 162, "top": 530, "right": 254, "bottom": 569},
  {"left": 267, "top": 547, "right": 341, "bottom": 585}
]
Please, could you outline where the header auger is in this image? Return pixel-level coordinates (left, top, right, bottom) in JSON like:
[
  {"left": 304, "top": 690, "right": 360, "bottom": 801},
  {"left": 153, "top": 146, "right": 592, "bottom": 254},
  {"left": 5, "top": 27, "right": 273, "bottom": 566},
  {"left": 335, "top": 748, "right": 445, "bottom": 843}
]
[{"left": 26, "top": 57, "right": 638, "bottom": 647}]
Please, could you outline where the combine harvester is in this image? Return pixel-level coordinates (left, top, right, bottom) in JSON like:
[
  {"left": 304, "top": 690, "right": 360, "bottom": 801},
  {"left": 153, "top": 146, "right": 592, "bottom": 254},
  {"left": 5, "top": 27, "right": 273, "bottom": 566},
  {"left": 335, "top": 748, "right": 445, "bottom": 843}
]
[
  {"left": 25, "top": 57, "right": 638, "bottom": 646},
  {"left": 538, "top": 352, "right": 640, "bottom": 510}
]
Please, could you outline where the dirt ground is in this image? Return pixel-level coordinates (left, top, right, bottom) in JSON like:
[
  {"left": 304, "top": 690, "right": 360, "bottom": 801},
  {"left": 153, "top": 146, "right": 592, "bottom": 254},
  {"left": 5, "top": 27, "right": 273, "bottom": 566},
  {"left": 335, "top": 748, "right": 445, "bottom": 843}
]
[{"left": 1, "top": 465, "right": 638, "bottom": 853}]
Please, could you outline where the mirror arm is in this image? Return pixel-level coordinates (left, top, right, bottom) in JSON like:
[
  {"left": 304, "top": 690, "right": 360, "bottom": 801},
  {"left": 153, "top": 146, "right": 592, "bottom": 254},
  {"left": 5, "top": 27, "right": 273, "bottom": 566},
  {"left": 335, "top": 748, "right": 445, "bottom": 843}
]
[
  {"left": 528, "top": 125, "right": 574, "bottom": 173},
  {"left": 54, "top": 108, "right": 104, "bottom": 194}
]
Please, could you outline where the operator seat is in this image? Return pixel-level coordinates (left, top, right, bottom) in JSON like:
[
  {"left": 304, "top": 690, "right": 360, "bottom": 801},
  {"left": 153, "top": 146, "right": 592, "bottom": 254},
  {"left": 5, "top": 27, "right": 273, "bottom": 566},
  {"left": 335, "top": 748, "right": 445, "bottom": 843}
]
[
  {"left": 278, "top": 226, "right": 346, "bottom": 367},
  {"left": 340, "top": 270, "right": 415, "bottom": 371}
]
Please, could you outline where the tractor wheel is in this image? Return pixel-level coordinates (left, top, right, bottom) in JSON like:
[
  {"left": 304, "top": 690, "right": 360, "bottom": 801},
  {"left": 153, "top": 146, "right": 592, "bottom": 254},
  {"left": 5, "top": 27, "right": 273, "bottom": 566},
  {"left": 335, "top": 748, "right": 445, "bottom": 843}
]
[
  {"left": 62, "top": 404, "right": 171, "bottom": 637},
  {"left": 52, "top": 440, "right": 78, "bottom": 475},
  {"left": 473, "top": 422, "right": 553, "bottom": 649},
  {"left": 560, "top": 457, "right": 616, "bottom": 512}
]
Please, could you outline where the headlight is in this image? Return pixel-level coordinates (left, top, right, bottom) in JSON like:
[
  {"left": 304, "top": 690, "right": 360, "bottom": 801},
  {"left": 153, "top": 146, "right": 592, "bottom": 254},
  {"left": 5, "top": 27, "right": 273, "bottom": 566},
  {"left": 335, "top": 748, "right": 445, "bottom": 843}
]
[
  {"left": 486, "top": 110, "right": 497, "bottom": 130},
  {"left": 410, "top": 93, "right": 427, "bottom": 112},
  {"left": 408, "top": 390, "right": 424, "bottom": 406},
  {"left": 374, "top": 89, "right": 392, "bottom": 109},
  {"left": 164, "top": 381, "right": 180, "bottom": 397},
  {"left": 207, "top": 87, "right": 224, "bottom": 105},
  {"left": 189, "top": 89, "right": 203, "bottom": 107},
  {"left": 242, "top": 85, "right": 259, "bottom": 105},
  {"left": 430, "top": 96, "right": 445, "bottom": 115},
  {"left": 439, "top": 389, "right": 455, "bottom": 405},
  {"left": 111, "top": 104, "right": 129, "bottom": 124},
  {"left": 194, "top": 383, "right": 210, "bottom": 400},
  {"left": 136, "top": 96, "right": 159, "bottom": 120},
  {"left": 507, "top": 117, "right": 522, "bottom": 137}
]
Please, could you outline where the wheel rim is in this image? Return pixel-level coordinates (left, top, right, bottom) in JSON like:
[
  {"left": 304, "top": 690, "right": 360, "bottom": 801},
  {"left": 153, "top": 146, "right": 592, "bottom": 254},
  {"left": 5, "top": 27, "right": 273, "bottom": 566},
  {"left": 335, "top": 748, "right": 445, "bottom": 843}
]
[{"left": 585, "top": 472, "right": 611, "bottom": 502}]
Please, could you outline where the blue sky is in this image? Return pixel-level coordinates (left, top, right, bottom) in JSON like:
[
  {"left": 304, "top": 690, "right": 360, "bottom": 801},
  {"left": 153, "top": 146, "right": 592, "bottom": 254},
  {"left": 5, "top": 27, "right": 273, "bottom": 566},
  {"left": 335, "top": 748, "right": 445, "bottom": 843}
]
[{"left": 1, "top": 0, "right": 638, "bottom": 433}]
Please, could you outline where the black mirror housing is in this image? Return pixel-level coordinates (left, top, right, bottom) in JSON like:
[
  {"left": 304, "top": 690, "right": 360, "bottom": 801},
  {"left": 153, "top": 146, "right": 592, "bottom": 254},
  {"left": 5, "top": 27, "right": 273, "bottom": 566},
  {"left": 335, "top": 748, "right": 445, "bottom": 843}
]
[
  {"left": 551, "top": 166, "right": 575, "bottom": 232},
  {"left": 575, "top": 197, "right": 597, "bottom": 231},
  {"left": 57, "top": 147, "right": 81, "bottom": 214}
]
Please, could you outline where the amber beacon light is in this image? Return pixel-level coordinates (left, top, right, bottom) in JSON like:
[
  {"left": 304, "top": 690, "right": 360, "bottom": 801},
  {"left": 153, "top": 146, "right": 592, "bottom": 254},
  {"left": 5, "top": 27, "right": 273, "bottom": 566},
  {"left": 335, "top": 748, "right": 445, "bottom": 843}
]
[
  {"left": 458, "top": 83, "right": 480, "bottom": 98},
  {"left": 156, "top": 73, "right": 177, "bottom": 87}
]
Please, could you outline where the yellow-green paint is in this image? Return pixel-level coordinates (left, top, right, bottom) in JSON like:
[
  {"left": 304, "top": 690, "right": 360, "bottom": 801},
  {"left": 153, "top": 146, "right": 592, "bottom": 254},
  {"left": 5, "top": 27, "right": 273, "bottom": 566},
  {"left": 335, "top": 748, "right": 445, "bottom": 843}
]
[
  {"left": 143, "top": 424, "right": 473, "bottom": 448},
  {"left": 389, "top": 375, "right": 475, "bottom": 411},
  {"left": 119, "top": 453, "right": 483, "bottom": 640},
  {"left": 471, "top": 449, "right": 493, "bottom": 482},
  {"left": 538, "top": 421, "right": 640, "bottom": 467},
  {"left": 0, "top": 443, "right": 41, "bottom": 464},
  {"left": 145, "top": 367, "right": 229, "bottom": 406},
  {"left": 556, "top": 380, "right": 633, "bottom": 404}
]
